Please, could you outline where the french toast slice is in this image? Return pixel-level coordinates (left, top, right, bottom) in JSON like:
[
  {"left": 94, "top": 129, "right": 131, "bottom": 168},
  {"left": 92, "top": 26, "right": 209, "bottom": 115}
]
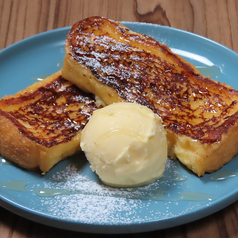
[
  {"left": 62, "top": 16, "right": 238, "bottom": 176},
  {"left": 0, "top": 71, "right": 98, "bottom": 173}
]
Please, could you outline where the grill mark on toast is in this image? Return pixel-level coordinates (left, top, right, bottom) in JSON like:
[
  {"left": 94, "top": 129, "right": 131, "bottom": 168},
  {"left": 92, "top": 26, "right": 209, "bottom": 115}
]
[
  {"left": 0, "top": 76, "right": 98, "bottom": 148},
  {"left": 67, "top": 16, "right": 238, "bottom": 143}
]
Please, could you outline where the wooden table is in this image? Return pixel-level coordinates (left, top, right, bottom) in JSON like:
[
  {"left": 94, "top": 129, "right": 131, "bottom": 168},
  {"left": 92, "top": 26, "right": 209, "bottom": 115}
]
[{"left": 0, "top": 0, "right": 237, "bottom": 237}]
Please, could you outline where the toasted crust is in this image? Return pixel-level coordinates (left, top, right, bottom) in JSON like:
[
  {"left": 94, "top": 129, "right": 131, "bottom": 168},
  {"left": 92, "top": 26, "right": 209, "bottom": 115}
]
[
  {"left": 62, "top": 16, "right": 238, "bottom": 176},
  {"left": 0, "top": 71, "right": 98, "bottom": 172}
]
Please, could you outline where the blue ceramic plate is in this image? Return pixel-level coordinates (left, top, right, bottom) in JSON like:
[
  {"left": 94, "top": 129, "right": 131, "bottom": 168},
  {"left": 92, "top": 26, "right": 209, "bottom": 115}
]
[{"left": 0, "top": 22, "right": 238, "bottom": 234}]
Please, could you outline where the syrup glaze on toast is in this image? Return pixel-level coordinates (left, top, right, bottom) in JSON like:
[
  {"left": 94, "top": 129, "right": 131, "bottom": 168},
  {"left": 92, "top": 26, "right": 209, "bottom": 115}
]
[
  {"left": 62, "top": 17, "right": 238, "bottom": 176},
  {"left": 64, "top": 17, "right": 238, "bottom": 144},
  {"left": 0, "top": 76, "right": 96, "bottom": 147},
  {"left": 0, "top": 71, "right": 98, "bottom": 172}
]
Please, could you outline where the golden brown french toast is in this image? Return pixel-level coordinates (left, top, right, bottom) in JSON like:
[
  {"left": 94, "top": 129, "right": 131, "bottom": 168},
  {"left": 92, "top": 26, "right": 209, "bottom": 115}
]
[
  {"left": 0, "top": 71, "right": 98, "bottom": 173},
  {"left": 62, "top": 16, "right": 238, "bottom": 176}
]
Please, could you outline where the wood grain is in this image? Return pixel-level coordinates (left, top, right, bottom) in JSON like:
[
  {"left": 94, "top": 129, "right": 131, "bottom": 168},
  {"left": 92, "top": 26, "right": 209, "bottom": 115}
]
[
  {"left": 0, "top": 0, "right": 238, "bottom": 237},
  {"left": 1, "top": 0, "right": 238, "bottom": 51}
]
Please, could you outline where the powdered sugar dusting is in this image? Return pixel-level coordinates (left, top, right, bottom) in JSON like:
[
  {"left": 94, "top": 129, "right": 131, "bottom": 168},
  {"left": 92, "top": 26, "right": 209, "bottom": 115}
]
[
  {"left": 36, "top": 164, "right": 149, "bottom": 224},
  {"left": 27, "top": 158, "right": 214, "bottom": 226}
]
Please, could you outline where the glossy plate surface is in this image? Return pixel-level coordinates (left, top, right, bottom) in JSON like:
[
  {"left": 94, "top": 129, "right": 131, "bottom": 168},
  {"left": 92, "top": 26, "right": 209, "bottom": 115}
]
[{"left": 0, "top": 23, "right": 238, "bottom": 234}]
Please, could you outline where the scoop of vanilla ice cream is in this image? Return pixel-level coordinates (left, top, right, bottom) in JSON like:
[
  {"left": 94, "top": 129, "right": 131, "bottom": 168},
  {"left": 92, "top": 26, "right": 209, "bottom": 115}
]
[{"left": 80, "top": 102, "right": 167, "bottom": 187}]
